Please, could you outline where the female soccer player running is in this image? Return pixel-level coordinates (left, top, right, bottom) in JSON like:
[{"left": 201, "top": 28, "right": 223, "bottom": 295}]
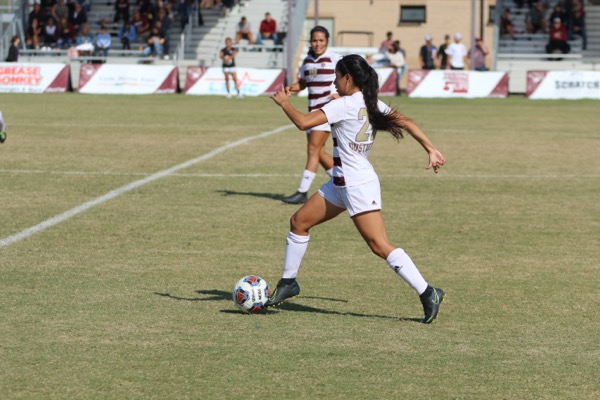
[
  {"left": 268, "top": 54, "right": 446, "bottom": 323},
  {"left": 281, "top": 26, "right": 339, "bottom": 204}
]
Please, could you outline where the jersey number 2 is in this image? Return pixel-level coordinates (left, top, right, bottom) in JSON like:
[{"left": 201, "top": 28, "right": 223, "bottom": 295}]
[{"left": 355, "top": 108, "right": 371, "bottom": 142}]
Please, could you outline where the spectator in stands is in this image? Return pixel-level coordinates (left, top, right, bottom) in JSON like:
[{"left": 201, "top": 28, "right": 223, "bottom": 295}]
[
  {"left": 137, "top": 0, "right": 153, "bottom": 17},
  {"left": 549, "top": 3, "right": 567, "bottom": 25},
  {"left": 546, "top": 17, "right": 570, "bottom": 56},
  {"left": 42, "top": 16, "right": 59, "bottom": 48},
  {"left": 445, "top": 32, "right": 467, "bottom": 70},
  {"left": 222, "top": 0, "right": 236, "bottom": 14},
  {"left": 500, "top": 8, "right": 516, "bottom": 40},
  {"left": 570, "top": 0, "right": 587, "bottom": 50},
  {"left": 132, "top": 9, "right": 151, "bottom": 43},
  {"left": 51, "top": 0, "right": 70, "bottom": 25},
  {"left": 75, "top": 22, "right": 94, "bottom": 55},
  {"left": 256, "top": 12, "right": 278, "bottom": 46},
  {"left": 5, "top": 36, "right": 20, "bottom": 62},
  {"left": 467, "top": 37, "right": 489, "bottom": 71},
  {"left": 143, "top": 25, "right": 165, "bottom": 57},
  {"left": 379, "top": 31, "right": 394, "bottom": 53},
  {"left": 436, "top": 34, "right": 450, "bottom": 69},
  {"left": 114, "top": 0, "right": 130, "bottom": 23},
  {"left": 526, "top": 1, "right": 548, "bottom": 33},
  {"left": 385, "top": 40, "right": 407, "bottom": 95},
  {"left": 178, "top": 0, "right": 194, "bottom": 29},
  {"left": 514, "top": 0, "right": 534, "bottom": 8},
  {"left": 119, "top": 20, "right": 136, "bottom": 49},
  {"left": 69, "top": 2, "right": 87, "bottom": 34},
  {"left": 419, "top": 34, "right": 437, "bottom": 70},
  {"left": 57, "top": 17, "right": 75, "bottom": 48},
  {"left": 29, "top": 3, "right": 46, "bottom": 30},
  {"left": 219, "top": 37, "right": 242, "bottom": 98},
  {"left": 95, "top": 25, "right": 111, "bottom": 56},
  {"left": 155, "top": 7, "right": 171, "bottom": 55},
  {"left": 235, "top": 16, "right": 254, "bottom": 44},
  {"left": 26, "top": 17, "right": 43, "bottom": 50}
]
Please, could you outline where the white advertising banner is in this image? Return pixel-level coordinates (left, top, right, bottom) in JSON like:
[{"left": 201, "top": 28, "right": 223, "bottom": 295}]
[
  {"left": 0, "top": 63, "right": 69, "bottom": 93},
  {"left": 407, "top": 70, "right": 509, "bottom": 98},
  {"left": 78, "top": 64, "right": 178, "bottom": 94},
  {"left": 527, "top": 70, "right": 600, "bottom": 99},
  {"left": 183, "top": 67, "right": 284, "bottom": 96}
]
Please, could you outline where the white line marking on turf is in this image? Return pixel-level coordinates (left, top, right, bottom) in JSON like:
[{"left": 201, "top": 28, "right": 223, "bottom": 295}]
[{"left": 0, "top": 124, "right": 294, "bottom": 248}]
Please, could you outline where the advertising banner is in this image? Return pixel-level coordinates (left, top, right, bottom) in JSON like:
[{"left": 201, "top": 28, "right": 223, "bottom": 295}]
[
  {"left": 295, "top": 67, "right": 397, "bottom": 97},
  {"left": 78, "top": 64, "right": 178, "bottom": 94},
  {"left": 0, "top": 63, "right": 69, "bottom": 93},
  {"left": 407, "top": 70, "right": 509, "bottom": 98},
  {"left": 183, "top": 67, "right": 284, "bottom": 96},
  {"left": 526, "top": 70, "right": 600, "bottom": 99}
]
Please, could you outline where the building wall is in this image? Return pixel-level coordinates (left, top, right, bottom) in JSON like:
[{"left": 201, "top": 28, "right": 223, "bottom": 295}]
[{"left": 305, "top": 0, "right": 498, "bottom": 71}]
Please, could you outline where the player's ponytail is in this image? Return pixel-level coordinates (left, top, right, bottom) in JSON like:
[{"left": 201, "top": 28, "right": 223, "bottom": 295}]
[{"left": 336, "top": 55, "right": 407, "bottom": 140}]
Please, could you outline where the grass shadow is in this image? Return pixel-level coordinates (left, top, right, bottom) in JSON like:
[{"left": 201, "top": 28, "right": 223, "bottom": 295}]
[
  {"left": 216, "top": 189, "right": 285, "bottom": 201},
  {"left": 154, "top": 289, "right": 231, "bottom": 302}
]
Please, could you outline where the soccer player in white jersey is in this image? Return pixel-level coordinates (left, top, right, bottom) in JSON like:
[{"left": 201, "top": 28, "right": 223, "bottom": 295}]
[
  {"left": 281, "top": 26, "right": 339, "bottom": 205},
  {"left": 268, "top": 54, "right": 446, "bottom": 324},
  {"left": 0, "top": 111, "right": 7, "bottom": 144}
]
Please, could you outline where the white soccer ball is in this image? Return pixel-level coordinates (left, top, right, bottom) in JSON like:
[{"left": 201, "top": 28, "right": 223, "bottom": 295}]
[{"left": 232, "top": 275, "right": 270, "bottom": 314}]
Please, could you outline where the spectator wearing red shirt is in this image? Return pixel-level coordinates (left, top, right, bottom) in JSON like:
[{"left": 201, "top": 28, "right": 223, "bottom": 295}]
[
  {"left": 546, "top": 17, "right": 570, "bottom": 55},
  {"left": 256, "top": 12, "right": 277, "bottom": 45}
]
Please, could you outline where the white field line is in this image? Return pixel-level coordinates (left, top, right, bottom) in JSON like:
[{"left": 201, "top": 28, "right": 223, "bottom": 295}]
[
  {"left": 0, "top": 124, "right": 294, "bottom": 248},
  {"left": 1, "top": 169, "right": 599, "bottom": 180}
]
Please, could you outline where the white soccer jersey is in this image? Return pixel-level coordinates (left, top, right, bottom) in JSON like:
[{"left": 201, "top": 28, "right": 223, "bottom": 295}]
[
  {"left": 321, "top": 92, "right": 391, "bottom": 188},
  {"left": 298, "top": 50, "right": 339, "bottom": 112}
]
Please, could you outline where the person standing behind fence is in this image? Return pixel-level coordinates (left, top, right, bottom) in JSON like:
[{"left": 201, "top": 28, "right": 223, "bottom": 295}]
[
  {"left": 468, "top": 37, "right": 489, "bottom": 71},
  {"left": 437, "top": 34, "right": 450, "bottom": 70},
  {"left": 445, "top": 33, "right": 467, "bottom": 70},
  {"left": 419, "top": 35, "right": 437, "bottom": 70},
  {"left": 220, "top": 37, "right": 243, "bottom": 99}
]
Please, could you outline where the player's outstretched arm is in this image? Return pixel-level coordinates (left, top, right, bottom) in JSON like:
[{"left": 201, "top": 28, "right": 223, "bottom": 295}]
[
  {"left": 271, "top": 87, "right": 327, "bottom": 131},
  {"left": 395, "top": 112, "right": 445, "bottom": 173}
]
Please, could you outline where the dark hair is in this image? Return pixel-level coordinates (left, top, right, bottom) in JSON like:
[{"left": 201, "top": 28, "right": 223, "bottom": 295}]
[
  {"left": 336, "top": 54, "right": 407, "bottom": 140},
  {"left": 308, "top": 25, "right": 329, "bottom": 57}
]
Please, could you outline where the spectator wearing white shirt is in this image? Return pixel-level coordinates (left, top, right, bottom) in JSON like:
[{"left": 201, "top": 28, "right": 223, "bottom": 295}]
[{"left": 445, "top": 32, "right": 467, "bottom": 70}]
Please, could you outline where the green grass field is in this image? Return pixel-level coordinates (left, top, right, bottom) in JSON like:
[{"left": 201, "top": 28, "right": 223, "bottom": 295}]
[{"left": 0, "top": 93, "right": 598, "bottom": 399}]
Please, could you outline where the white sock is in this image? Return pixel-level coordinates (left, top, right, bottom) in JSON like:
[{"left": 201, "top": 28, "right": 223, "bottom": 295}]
[
  {"left": 282, "top": 231, "right": 310, "bottom": 279},
  {"left": 297, "top": 169, "right": 316, "bottom": 193},
  {"left": 386, "top": 248, "right": 428, "bottom": 295},
  {"left": 326, "top": 168, "right": 333, "bottom": 177}
]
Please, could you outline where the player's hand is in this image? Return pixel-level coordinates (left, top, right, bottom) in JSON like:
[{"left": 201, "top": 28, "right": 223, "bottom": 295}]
[
  {"left": 270, "top": 86, "right": 292, "bottom": 106},
  {"left": 426, "top": 149, "right": 445, "bottom": 173}
]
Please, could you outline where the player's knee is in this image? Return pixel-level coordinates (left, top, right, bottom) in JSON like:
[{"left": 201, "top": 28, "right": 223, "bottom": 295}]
[{"left": 289, "top": 213, "right": 309, "bottom": 234}]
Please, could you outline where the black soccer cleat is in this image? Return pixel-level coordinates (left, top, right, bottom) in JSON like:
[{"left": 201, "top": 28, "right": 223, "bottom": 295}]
[
  {"left": 265, "top": 279, "right": 301, "bottom": 307},
  {"left": 420, "top": 286, "right": 444, "bottom": 324},
  {"left": 0, "top": 130, "right": 6, "bottom": 144},
  {"left": 281, "top": 191, "right": 307, "bottom": 204}
]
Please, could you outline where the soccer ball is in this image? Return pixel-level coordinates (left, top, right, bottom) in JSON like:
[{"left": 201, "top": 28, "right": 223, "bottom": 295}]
[{"left": 232, "top": 275, "right": 270, "bottom": 314}]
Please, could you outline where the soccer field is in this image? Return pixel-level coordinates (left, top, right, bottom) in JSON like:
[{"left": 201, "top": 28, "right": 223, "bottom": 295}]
[{"left": 0, "top": 93, "right": 598, "bottom": 399}]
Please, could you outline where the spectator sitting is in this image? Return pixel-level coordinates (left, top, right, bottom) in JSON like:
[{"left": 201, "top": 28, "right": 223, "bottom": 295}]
[
  {"left": 379, "top": 31, "right": 394, "bottom": 53},
  {"left": 114, "top": 0, "right": 130, "bottom": 23},
  {"left": 546, "top": 18, "right": 570, "bottom": 56},
  {"left": 5, "top": 36, "right": 20, "bottom": 62},
  {"left": 155, "top": 7, "right": 171, "bottom": 55},
  {"left": 75, "top": 23, "right": 95, "bottom": 55},
  {"left": 549, "top": 4, "right": 567, "bottom": 26},
  {"left": 95, "top": 25, "right": 111, "bottom": 56},
  {"left": 69, "top": 3, "right": 87, "bottom": 34},
  {"left": 42, "top": 17, "right": 59, "bottom": 48},
  {"left": 132, "top": 9, "right": 151, "bottom": 44},
  {"left": 256, "top": 12, "right": 277, "bottom": 46},
  {"left": 500, "top": 8, "right": 516, "bottom": 40},
  {"left": 467, "top": 37, "right": 489, "bottom": 71},
  {"left": 28, "top": 3, "right": 46, "bottom": 30},
  {"left": 51, "top": 0, "right": 69, "bottom": 25},
  {"left": 57, "top": 17, "right": 75, "bottom": 48},
  {"left": 571, "top": 1, "right": 587, "bottom": 50},
  {"left": 143, "top": 25, "right": 165, "bottom": 57},
  {"left": 526, "top": 1, "right": 547, "bottom": 34},
  {"left": 235, "top": 16, "right": 254, "bottom": 44},
  {"left": 119, "top": 20, "right": 136, "bottom": 49},
  {"left": 26, "top": 17, "right": 43, "bottom": 49}
]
